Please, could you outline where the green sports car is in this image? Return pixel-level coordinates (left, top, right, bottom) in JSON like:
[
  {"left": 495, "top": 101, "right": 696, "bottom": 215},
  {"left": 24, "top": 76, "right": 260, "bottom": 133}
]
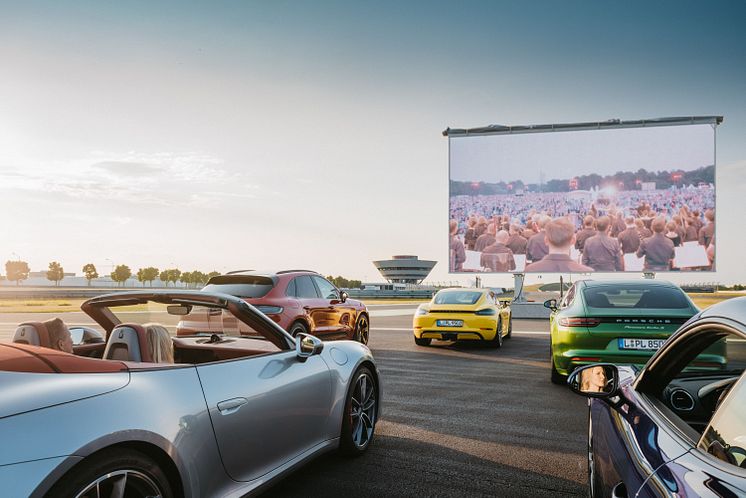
[{"left": 546, "top": 279, "right": 726, "bottom": 384}]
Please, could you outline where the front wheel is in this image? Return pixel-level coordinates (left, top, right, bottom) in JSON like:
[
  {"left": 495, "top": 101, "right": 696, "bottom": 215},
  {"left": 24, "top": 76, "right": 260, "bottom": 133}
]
[
  {"left": 354, "top": 314, "right": 370, "bottom": 345},
  {"left": 340, "top": 366, "right": 378, "bottom": 455},
  {"left": 47, "top": 448, "right": 174, "bottom": 498}
]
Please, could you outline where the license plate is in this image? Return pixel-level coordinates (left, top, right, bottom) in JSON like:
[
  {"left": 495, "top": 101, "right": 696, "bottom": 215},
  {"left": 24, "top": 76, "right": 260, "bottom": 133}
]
[
  {"left": 437, "top": 319, "right": 463, "bottom": 327},
  {"left": 618, "top": 338, "right": 664, "bottom": 350}
]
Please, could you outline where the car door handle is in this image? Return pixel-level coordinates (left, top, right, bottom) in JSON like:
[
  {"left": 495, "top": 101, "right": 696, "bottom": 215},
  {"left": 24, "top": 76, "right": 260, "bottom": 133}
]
[{"left": 217, "top": 397, "right": 248, "bottom": 415}]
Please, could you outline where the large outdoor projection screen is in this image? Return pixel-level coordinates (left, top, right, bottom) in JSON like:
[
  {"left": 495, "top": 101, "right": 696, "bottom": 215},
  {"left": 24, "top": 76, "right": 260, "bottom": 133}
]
[{"left": 447, "top": 117, "right": 719, "bottom": 274}]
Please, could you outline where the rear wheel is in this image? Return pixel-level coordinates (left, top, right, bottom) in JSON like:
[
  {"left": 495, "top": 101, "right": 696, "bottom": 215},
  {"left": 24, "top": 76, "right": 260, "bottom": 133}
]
[
  {"left": 550, "top": 345, "right": 567, "bottom": 385},
  {"left": 414, "top": 336, "right": 432, "bottom": 346},
  {"left": 488, "top": 318, "right": 503, "bottom": 348},
  {"left": 289, "top": 321, "right": 309, "bottom": 337},
  {"left": 48, "top": 448, "right": 174, "bottom": 498},
  {"left": 505, "top": 315, "right": 513, "bottom": 339},
  {"left": 340, "top": 366, "right": 378, "bottom": 455}
]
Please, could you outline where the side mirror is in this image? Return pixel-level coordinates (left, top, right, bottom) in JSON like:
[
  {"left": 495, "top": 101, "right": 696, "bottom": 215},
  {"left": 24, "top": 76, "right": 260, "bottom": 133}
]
[
  {"left": 544, "top": 299, "right": 558, "bottom": 311},
  {"left": 295, "top": 333, "right": 324, "bottom": 361},
  {"left": 499, "top": 299, "right": 510, "bottom": 308},
  {"left": 568, "top": 364, "right": 619, "bottom": 398},
  {"left": 340, "top": 291, "right": 348, "bottom": 303}
]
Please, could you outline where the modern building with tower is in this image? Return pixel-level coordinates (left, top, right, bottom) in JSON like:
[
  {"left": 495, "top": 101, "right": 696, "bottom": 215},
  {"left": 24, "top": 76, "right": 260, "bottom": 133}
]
[{"left": 372, "top": 255, "right": 437, "bottom": 284}]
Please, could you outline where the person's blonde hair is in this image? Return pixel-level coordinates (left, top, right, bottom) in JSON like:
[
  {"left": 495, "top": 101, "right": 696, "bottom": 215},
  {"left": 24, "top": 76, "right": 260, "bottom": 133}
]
[
  {"left": 580, "top": 366, "right": 605, "bottom": 392},
  {"left": 144, "top": 323, "right": 174, "bottom": 363}
]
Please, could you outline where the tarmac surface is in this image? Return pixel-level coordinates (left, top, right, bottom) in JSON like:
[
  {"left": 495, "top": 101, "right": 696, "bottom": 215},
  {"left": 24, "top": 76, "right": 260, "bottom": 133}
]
[
  {"left": 263, "top": 308, "right": 589, "bottom": 497},
  {"left": 0, "top": 305, "right": 588, "bottom": 497}
]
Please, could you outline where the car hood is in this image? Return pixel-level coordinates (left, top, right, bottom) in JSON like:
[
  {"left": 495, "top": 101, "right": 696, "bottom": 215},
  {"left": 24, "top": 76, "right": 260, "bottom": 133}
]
[{"left": 0, "top": 343, "right": 130, "bottom": 419}]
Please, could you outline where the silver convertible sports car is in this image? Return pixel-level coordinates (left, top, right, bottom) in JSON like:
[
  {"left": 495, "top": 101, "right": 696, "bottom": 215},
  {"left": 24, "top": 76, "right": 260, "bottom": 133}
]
[{"left": 0, "top": 291, "right": 380, "bottom": 498}]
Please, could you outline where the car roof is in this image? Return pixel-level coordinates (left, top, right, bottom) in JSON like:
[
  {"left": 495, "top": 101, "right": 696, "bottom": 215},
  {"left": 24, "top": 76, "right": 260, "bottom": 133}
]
[
  {"left": 223, "top": 269, "right": 320, "bottom": 278},
  {"left": 699, "top": 296, "right": 746, "bottom": 327}
]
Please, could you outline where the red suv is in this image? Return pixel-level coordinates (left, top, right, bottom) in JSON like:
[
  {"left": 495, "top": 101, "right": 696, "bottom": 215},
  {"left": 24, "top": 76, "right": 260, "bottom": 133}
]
[{"left": 175, "top": 270, "right": 370, "bottom": 344}]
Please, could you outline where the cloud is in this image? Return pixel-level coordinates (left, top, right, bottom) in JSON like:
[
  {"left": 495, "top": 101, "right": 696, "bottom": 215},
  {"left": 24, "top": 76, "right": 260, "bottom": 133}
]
[{"left": 91, "top": 161, "right": 164, "bottom": 176}]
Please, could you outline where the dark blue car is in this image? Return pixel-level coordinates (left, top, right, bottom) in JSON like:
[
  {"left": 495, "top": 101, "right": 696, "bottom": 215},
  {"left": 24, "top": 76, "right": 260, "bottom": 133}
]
[{"left": 569, "top": 296, "right": 746, "bottom": 497}]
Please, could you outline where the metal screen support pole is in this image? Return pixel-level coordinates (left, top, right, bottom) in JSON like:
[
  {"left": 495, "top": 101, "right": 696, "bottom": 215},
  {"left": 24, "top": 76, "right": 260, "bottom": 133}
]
[
  {"left": 513, "top": 273, "right": 526, "bottom": 303},
  {"left": 643, "top": 272, "right": 656, "bottom": 279}
]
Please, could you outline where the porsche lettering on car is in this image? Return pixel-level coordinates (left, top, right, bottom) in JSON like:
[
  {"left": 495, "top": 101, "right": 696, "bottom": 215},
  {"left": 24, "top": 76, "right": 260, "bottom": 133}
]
[
  {"left": 547, "top": 279, "right": 725, "bottom": 384},
  {"left": 413, "top": 288, "right": 512, "bottom": 347}
]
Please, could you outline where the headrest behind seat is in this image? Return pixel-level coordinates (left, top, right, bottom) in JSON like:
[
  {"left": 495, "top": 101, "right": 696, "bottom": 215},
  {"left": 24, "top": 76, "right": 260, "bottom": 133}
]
[
  {"left": 13, "top": 322, "right": 52, "bottom": 348},
  {"left": 103, "top": 324, "right": 153, "bottom": 362}
]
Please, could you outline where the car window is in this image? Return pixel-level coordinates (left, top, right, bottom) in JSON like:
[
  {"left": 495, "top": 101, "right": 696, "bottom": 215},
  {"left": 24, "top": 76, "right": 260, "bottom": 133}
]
[
  {"left": 434, "top": 291, "right": 482, "bottom": 305},
  {"left": 285, "top": 278, "right": 296, "bottom": 297},
  {"left": 698, "top": 372, "right": 746, "bottom": 468},
  {"left": 583, "top": 285, "right": 691, "bottom": 309},
  {"left": 203, "top": 275, "right": 276, "bottom": 298},
  {"left": 294, "top": 276, "right": 319, "bottom": 299},
  {"left": 560, "top": 284, "right": 576, "bottom": 309},
  {"left": 313, "top": 276, "right": 339, "bottom": 300}
]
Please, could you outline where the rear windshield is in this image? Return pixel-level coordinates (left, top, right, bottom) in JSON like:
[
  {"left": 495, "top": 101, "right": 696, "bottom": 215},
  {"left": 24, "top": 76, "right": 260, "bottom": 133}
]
[
  {"left": 202, "top": 275, "right": 276, "bottom": 298},
  {"left": 583, "top": 286, "right": 691, "bottom": 309},
  {"left": 434, "top": 291, "right": 483, "bottom": 305}
]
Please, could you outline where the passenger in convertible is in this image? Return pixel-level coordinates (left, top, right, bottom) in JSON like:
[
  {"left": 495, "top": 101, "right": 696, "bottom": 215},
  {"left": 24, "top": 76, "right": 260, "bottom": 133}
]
[
  {"left": 44, "top": 317, "right": 73, "bottom": 353},
  {"left": 144, "top": 323, "right": 174, "bottom": 363}
]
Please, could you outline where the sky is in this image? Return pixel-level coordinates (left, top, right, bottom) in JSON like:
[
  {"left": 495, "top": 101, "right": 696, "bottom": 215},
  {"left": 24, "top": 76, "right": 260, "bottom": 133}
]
[
  {"left": 0, "top": 1, "right": 745, "bottom": 287},
  {"left": 450, "top": 123, "right": 715, "bottom": 184}
]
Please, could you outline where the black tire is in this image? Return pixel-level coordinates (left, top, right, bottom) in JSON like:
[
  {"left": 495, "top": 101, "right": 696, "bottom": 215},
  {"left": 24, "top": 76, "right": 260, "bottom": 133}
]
[
  {"left": 340, "top": 366, "right": 378, "bottom": 456},
  {"left": 289, "top": 320, "right": 309, "bottom": 337},
  {"left": 353, "top": 314, "right": 370, "bottom": 345},
  {"left": 550, "top": 345, "right": 567, "bottom": 385},
  {"left": 47, "top": 447, "right": 174, "bottom": 498},
  {"left": 414, "top": 336, "right": 432, "bottom": 346},
  {"left": 488, "top": 318, "right": 503, "bottom": 348},
  {"left": 505, "top": 315, "right": 512, "bottom": 339}
]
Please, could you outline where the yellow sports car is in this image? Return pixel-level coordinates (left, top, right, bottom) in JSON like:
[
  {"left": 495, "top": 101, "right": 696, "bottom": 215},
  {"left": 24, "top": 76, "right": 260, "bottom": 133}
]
[{"left": 413, "top": 288, "right": 512, "bottom": 347}]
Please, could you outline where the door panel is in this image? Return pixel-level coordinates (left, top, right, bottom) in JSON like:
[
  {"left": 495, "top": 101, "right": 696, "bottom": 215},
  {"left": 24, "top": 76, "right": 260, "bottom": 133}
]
[
  {"left": 590, "top": 386, "right": 690, "bottom": 498},
  {"left": 197, "top": 351, "right": 332, "bottom": 482},
  {"left": 639, "top": 449, "right": 746, "bottom": 497},
  {"left": 312, "top": 276, "right": 347, "bottom": 338}
]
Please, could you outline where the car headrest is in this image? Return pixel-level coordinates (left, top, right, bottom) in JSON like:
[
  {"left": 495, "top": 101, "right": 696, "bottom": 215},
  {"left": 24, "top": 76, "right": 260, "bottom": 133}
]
[
  {"left": 13, "top": 322, "right": 52, "bottom": 348},
  {"left": 103, "top": 324, "right": 153, "bottom": 363}
]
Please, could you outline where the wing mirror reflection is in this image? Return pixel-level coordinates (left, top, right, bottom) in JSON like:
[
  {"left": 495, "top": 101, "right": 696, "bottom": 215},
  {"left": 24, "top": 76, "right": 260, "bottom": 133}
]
[
  {"left": 568, "top": 364, "right": 619, "bottom": 398},
  {"left": 340, "top": 291, "right": 348, "bottom": 303},
  {"left": 543, "top": 299, "right": 558, "bottom": 311},
  {"left": 295, "top": 333, "right": 324, "bottom": 361}
]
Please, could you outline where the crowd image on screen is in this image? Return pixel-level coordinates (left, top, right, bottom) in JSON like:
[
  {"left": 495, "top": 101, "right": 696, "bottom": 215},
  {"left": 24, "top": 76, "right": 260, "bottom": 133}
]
[{"left": 449, "top": 181, "right": 715, "bottom": 273}]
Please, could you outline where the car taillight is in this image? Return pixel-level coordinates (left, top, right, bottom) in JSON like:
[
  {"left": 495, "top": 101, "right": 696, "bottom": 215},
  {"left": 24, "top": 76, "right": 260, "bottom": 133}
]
[
  {"left": 416, "top": 307, "right": 429, "bottom": 316},
  {"left": 475, "top": 308, "right": 496, "bottom": 316},
  {"left": 559, "top": 317, "right": 601, "bottom": 327}
]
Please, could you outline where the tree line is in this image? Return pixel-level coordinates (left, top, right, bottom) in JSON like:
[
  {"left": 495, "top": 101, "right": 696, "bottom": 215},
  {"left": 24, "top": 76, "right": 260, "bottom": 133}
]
[
  {"left": 450, "top": 165, "right": 715, "bottom": 196},
  {"left": 2, "top": 260, "right": 220, "bottom": 288},
  {"left": 325, "top": 275, "right": 363, "bottom": 289}
]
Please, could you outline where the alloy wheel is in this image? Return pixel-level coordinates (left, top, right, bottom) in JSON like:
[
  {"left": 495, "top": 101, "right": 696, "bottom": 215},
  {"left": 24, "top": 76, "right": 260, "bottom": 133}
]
[
  {"left": 349, "top": 373, "right": 376, "bottom": 449},
  {"left": 356, "top": 315, "right": 370, "bottom": 345},
  {"left": 76, "top": 469, "right": 162, "bottom": 498}
]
